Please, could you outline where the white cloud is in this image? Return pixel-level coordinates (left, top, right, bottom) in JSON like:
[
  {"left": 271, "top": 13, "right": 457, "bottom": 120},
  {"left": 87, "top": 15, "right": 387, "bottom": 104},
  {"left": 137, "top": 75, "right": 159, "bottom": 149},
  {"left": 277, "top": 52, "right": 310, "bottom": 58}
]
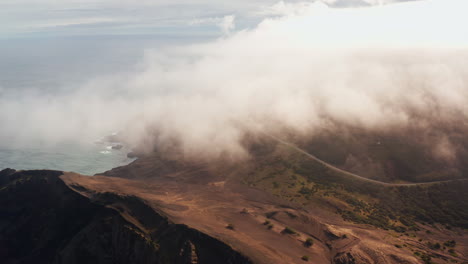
[
  {"left": 256, "top": 1, "right": 321, "bottom": 16},
  {"left": 218, "top": 15, "right": 236, "bottom": 35},
  {"left": 189, "top": 15, "right": 236, "bottom": 35},
  {"left": 1, "top": 0, "right": 467, "bottom": 159},
  {"left": 362, "top": 0, "right": 394, "bottom": 5}
]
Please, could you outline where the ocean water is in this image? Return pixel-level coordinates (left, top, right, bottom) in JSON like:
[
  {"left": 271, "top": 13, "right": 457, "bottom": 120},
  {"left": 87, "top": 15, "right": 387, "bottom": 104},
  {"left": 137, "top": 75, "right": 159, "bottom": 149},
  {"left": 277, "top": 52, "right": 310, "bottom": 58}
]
[
  {"left": 0, "top": 35, "right": 189, "bottom": 175},
  {"left": 0, "top": 142, "right": 135, "bottom": 175}
]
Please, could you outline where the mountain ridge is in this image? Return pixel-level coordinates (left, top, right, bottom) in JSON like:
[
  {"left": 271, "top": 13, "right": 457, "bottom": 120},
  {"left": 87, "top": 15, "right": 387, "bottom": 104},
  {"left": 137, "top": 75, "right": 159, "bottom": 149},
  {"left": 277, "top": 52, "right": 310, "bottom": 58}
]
[{"left": 1, "top": 133, "right": 467, "bottom": 263}]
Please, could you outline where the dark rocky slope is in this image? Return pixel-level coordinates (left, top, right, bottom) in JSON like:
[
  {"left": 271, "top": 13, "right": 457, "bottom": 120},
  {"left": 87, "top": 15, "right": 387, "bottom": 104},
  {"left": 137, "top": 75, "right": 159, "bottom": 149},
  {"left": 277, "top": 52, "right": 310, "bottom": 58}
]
[{"left": 0, "top": 169, "right": 252, "bottom": 264}]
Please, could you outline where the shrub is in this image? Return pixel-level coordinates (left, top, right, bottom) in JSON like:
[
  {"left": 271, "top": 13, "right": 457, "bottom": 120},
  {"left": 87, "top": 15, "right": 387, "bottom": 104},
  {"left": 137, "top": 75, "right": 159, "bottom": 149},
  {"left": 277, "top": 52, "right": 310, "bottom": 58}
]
[
  {"left": 273, "top": 181, "right": 280, "bottom": 188},
  {"left": 226, "top": 223, "right": 235, "bottom": 230},
  {"left": 263, "top": 220, "right": 271, "bottom": 225},
  {"left": 304, "top": 238, "right": 314, "bottom": 247},
  {"left": 393, "top": 226, "right": 407, "bottom": 233},
  {"left": 267, "top": 224, "right": 274, "bottom": 230},
  {"left": 282, "top": 227, "right": 297, "bottom": 235},
  {"left": 419, "top": 253, "right": 432, "bottom": 264},
  {"left": 427, "top": 242, "right": 441, "bottom": 250},
  {"left": 301, "top": 255, "right": 309, "bottom": 261},
  {"left": 443, "top": 240, "right": 456, "bottom": 248},
  {"left": 448, "top": 248, "right": 457, "bottom": 257}
]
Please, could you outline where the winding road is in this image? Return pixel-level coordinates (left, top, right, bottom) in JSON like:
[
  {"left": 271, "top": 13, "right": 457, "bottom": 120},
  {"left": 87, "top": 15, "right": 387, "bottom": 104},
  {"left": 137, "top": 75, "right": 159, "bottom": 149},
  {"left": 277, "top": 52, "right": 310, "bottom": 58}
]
[{"left": 267, "top": 134, "right": 467, "bottom": 187}]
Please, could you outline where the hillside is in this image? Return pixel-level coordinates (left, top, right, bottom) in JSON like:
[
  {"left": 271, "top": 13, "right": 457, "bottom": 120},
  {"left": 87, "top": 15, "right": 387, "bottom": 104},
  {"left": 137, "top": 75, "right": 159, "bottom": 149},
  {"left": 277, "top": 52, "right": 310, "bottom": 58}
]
[
  {"left": 0, "top": 169, "right": 250, "bottom": 264},
  {"left": 293, "top": 120, "right": 468, "bottom": 183},
  {"left": 1, "top": 134, "right": 467, "bottom": 264}
]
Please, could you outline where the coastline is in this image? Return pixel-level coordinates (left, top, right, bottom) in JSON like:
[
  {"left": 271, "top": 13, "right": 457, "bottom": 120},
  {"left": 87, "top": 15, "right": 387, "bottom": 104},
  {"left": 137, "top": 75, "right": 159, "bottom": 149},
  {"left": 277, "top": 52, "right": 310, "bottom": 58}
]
[{"left": 0, "top": 143, "right": 136, "bottom": 176}]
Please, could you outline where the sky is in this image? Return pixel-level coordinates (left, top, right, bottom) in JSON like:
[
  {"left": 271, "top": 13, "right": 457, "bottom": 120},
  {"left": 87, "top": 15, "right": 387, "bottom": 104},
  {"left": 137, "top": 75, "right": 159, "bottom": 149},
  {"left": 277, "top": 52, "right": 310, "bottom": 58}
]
[{"left": 1, "top": 0, "right": 412, "bottom": 38}]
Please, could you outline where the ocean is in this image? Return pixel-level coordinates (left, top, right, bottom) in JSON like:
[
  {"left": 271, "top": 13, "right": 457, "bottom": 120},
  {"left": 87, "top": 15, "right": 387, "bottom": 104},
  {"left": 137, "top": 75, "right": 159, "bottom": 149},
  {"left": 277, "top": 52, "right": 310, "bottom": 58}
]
[
  {"left": 0, "top": 142, "right": 135, "bottom": 175},
  {"left": 0, "top": 35, "right": 194, "bottom": 175}
]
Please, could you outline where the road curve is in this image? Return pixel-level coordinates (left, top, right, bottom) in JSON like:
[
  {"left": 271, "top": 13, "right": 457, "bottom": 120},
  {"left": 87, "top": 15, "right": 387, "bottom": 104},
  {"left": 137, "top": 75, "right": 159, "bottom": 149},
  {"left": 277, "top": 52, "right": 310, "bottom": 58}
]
[{"left": 267, "top": 134, "right": 467, "bottom": 187}]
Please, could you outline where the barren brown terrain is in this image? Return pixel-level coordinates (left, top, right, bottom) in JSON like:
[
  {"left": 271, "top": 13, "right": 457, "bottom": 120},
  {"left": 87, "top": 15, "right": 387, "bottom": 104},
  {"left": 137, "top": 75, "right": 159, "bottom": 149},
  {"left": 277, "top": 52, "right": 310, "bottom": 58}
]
[
  {"left": 1, "top": 135, "right": 467, "bottom": 264},
  {"left": 72, "top": 135, "right": 468, "bottom": 263}
]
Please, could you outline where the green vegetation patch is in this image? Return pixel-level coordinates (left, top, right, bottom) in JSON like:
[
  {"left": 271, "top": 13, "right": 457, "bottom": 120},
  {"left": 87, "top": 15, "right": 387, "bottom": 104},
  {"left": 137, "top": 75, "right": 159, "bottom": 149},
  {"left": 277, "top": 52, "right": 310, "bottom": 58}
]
[
  {"left": 282, "top": 227, "right": 297, "bottom": 235},
  {"left": 242, "top": 143, "right": 468, "bottom": 230},
  {"left": 304, "top": 238, "right": 314, "bottom": 247}
]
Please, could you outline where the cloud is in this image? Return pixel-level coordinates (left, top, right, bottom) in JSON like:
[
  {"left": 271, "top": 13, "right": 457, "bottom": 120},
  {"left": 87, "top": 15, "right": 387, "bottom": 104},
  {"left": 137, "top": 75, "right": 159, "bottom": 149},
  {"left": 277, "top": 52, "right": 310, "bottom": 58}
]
[
  {"left": 189, "top": 15, "right": 236, "bottom": 35},
  {"left": 29, "top": 17, "right": 116, "bottom": 28},
  {"left": 256, "top": 1, "right": 320, "bottom": 16},
  {"left": 218, "top": 15, "right": 236, "bottom": 35},
  {"left": 1, "top": 0, "right": 468, "bottom": 160},
  {"left": 0, "top": 0, "right": 418, "bottom": 37}
]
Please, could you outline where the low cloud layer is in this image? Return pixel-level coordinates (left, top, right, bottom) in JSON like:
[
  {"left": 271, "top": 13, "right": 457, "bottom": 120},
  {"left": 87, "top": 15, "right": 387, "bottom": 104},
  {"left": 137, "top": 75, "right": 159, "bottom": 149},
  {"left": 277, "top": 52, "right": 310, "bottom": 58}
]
[{"left": 2, "top": 0, "right": 468, "bottom": 160}]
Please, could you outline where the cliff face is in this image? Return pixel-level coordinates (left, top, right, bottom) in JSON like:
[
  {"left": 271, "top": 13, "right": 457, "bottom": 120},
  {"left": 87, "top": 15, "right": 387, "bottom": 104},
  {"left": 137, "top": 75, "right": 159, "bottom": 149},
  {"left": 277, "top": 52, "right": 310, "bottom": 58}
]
[{"left": 0, "top": 169, "right": 252, "bottom": 264}]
